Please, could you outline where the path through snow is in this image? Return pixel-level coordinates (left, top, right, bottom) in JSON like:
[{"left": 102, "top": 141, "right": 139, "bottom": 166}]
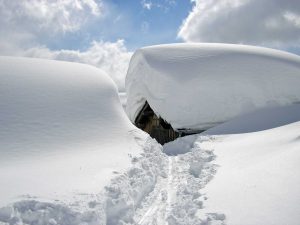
[
  {"left": 132, "top": 135, "right": 226, "bottom": 225},
  {"left": 0, "top": 134, "right": 225, "bottom": 225}
]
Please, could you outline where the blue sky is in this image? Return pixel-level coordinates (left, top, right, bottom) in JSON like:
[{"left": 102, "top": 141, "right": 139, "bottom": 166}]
[
  {"left": 46, "top": 0, "right": 193, "bottom": 51},
  {"left": 1, "top": 0, "right": 300, "bottom": 53}
]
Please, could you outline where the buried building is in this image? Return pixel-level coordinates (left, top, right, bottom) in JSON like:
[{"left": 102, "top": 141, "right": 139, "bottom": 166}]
[
  {"left": 125, "top": 43, "right": 300, "bottom": 144},
  {"left": 133, "top": 101, "right": 203, "bottom": 144},
  {"left": 134, "top": 101, "right": 178, "bottom": 144}
]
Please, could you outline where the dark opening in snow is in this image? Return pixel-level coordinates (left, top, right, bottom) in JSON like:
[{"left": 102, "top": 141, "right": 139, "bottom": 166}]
[
  {"left": 134, "top": 101, "right": 203, "bottom": 144},
  {"left": 134, "top": 101, "right": 179, "bottom": 144}
]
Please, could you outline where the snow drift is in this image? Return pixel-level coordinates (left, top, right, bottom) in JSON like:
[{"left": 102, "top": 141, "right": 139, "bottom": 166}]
[
  {"left": 161, "top": 120, "right": 300, "bottom": 225},
  {"left": 1, "top": 54, "right": 299, "bottom": 225},
  {"left": 0, "top": 56, "right": 151, "bottom": 206},
  {"left": 202, "top": 121, "right": 300, "bottom": 225},
  {"left": 126, "top": 43, "right": 300, "bottom": 131}
]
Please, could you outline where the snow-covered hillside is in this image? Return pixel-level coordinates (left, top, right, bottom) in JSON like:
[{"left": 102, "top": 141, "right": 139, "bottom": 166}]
[
  {"left": 126, "top": 43, "right": 300, "bottom": 131},
  {"left": 0, "top": 57, "right": 166, "bottom": 224}
]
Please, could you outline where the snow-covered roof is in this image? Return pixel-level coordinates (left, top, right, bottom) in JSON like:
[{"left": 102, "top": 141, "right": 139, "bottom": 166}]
[{"left": 126, "top": 43, "right": 300, "bottom": 131}]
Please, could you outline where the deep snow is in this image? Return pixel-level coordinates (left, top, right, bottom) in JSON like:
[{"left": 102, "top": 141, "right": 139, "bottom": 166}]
[
  {"left": 202, "top": 121, "right": 300, "bottom": 225},
  {"left": 2, "top": 116, "right": 299, "bottom": 225},
  {"left": 126, "top": 43, "right": 300, "bottom": 131},
  {"left": 160, "top": 120, "right": 300, "bottom": 225},
  {"left": 0, "top": 56, "right": 153, "bottom": 207},
  {"left": 1, "top": 54, "right": 300, "bottom": 225},
  {"left": 203, "top": 104, "right": 300, "bottom": 135}
]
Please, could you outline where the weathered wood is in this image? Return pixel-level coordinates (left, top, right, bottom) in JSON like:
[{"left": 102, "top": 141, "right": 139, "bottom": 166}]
[{"left": 135, "top": 101, "right": 180, "bottom": 144}]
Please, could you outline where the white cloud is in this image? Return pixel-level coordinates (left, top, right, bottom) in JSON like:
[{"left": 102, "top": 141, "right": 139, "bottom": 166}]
[
  {"left": 141, "top": 0, "right": 176, "bottom": 12},
  {"left": 178, "top": 0, "right": 300, "bottom": 47},
  {"left": 0, "top": 0, "right": 102, "bottom": 34},
  {"left": 0, "top": 0, "right": 103, "bottom": 51},
  {"left": 18, "top": 40, "right": 132, "bottom": 91},
  {"left": 0, "top": 0, "right": 132, "bottom": 91},
  {"left": 142, "top": 0, "right": 153, "bottom": 10}
]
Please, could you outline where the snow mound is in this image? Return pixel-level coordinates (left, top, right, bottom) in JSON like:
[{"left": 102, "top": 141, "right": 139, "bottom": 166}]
[
  {"left": 0, "top": 56, "right": 148, "bottom": 206},
  {"left": 126, "top": 43, "right": 300, "bottom": 131},
  {"left": 202, "top": 121, "right": 300, "bottom": 225}
]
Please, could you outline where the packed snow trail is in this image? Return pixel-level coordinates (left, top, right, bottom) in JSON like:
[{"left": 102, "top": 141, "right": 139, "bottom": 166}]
[
  {"left": 2, "top": 121, "right": 300, "bottom": 225},
  {"left": 0, "top": 134, "right": 225, "bottom": 225},
  {"left": 132, "top": 135, "right": 226, "bottom": 225},
  {"left": 134, "top": 157, "right": 174, "bottom": 225}
]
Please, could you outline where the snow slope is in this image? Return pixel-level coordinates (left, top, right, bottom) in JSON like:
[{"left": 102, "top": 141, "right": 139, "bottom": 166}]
[
  {"left": 202, "top": 121, "right": 300, "bottom": 225},
  {"left": 142, "top": 116, "right": 300, "bottom": 225},
  {"left": 0, "top": 56, "right": 153, "bottom": 207},
  {"left": 126, "top": 43, "right": 300, "bottom": 131}
]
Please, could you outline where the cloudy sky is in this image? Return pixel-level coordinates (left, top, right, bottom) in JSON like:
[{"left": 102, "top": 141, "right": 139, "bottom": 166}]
[{"left": 1, "top": 0, "right": 300, "bottom": 91}]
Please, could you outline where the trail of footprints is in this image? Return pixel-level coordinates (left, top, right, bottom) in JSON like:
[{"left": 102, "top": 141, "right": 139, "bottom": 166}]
[
  {"left": 134, "top": 136, "right": 226, "bottom": 225},
  {"left": 0, "top": 136, "right": 226, "bottom": 225}
]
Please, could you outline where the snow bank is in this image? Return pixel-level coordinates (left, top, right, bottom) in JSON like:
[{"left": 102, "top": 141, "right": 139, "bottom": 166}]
[
  {"left": 0, "top": 56, "right": 149, "bottom": 206},
  {"left": 161, "top": 118, "right": 300, "bottom": 225},
  {"left": 0, "top": 132, "right": 167, "bottom": 225},
  {"left": 126, "top": 43, "right": 300, "bottom": 131},
  {"left": 202, "top": 121, "right": 300, "bottom": 225}
]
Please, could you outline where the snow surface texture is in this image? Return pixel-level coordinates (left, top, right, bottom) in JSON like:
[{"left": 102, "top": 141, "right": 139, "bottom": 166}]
[
  {"left": 118, "top": 92, "right": 127, "bottom": 109},
  {"left": 204, "top": 104, "right": 300, "bottom": 135},
  {"left": 1, "top": 56, "right": 300, "bottom": 225},
  {"left": 2, "top": 118, "right": 299, "bottom": 225},
  {"left": 0, "top": 57, "right": 157, "bottom": 210},
  {"left": 0, "top": 132, "right": 167, "bottom": 225},
  {"left": 202, "top": 121, "right": 300, "bottom": 225},
  {"left": 126, "top": 43, "right": 300, "bottom": 131}
]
